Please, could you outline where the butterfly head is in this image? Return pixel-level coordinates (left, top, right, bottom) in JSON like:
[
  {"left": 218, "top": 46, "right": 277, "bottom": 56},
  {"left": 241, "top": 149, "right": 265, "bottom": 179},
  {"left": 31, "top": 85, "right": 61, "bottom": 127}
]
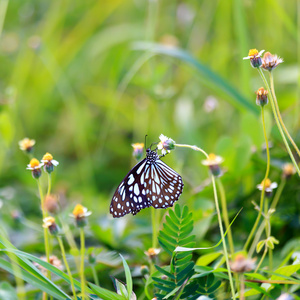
[{"left": 146, "top": 148, "right": 159, "bottom": 162}]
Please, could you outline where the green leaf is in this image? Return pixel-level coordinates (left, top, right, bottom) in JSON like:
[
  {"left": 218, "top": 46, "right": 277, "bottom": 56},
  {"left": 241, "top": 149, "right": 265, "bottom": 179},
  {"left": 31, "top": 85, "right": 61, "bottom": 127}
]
[
  {"left": 0, "top": 282, "right": 18, "bottom": 300},
  {"left": 119, "top": 254, "right": 132, "bottom": 299},
  {"left": 89, "top": 282, "right": 126, "bottom": 300},
  {"left": 270, "top": 264, "right": 300, "bottom": 281},
  {"left": 196, "top": 252, "right": 222, "bottom": 266},
  {"left": 132, "top": 42, "right": 258, "bottom": 115}
]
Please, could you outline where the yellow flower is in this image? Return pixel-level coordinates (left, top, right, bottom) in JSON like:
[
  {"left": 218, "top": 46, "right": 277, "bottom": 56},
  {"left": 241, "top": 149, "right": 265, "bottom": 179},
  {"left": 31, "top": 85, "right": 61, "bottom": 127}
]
[
  {"left": 282, "top": 163, "right": 296, "bottom": 179},
  {"left": 41, "top": 152, "right": 59, "bottom": 173},
  {"left": 26, "top": 158, "right": 44, "bottom": 179},
  {"left": 243, "top": 49, "right": 264, "bottom": 68},
  {"left": 202, "top": 153, "right": 224, "bottom": 177},
  {"left": 19, "top": 138, "right": 35, "bottom": 153},
  {"left": 145, "top": 248, "right": 161, "bottom": 259},
  {"left": 202, "top": 153, "right": 224, "bottom": 166},
  {"left": 71, "top": 204, "right": 91, "bottom": 227},
  {"left": 257, "top": 178, "right": 277, "bottom": 197},
  {"left": 43, "top": 216, "right": 59, "bottom": 235}
]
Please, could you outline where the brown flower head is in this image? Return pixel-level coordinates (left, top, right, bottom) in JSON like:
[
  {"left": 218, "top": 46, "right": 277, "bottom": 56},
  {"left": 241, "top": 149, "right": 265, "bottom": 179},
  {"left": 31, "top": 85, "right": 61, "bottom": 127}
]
[
  {"left": 44, "top": 194, "right": 59, "bottom": 214},
  {"left": 34, "top": 255, "right": 63, "bottom": 275},
  {"left": 261, "top": 52, "right": 283, "bottom": 71},
  {"left": 230, "top": 254, "right": 256, "bottom": 273},
  {"left": 282, "top": 163, "right": 296, "bottom": 179},
  {"left": 255, "top": 87, "right": 268, "bottom": 107}
]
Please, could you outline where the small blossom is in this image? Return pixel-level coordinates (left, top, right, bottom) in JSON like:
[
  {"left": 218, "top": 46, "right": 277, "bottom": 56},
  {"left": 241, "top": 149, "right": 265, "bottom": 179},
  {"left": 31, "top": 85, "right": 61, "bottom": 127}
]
[
  {"left": 276, "top": 293, "right": 294, "bottom": 300},
  {"left": 157, "top": 134, "right": 175, "bottom": 155},
  {"left": 282, "top": 163, "right": 296, "bottom": 179},
  {"left": 34, "top": 255, "right": 63, "bottom": 275},
  {"left": 261, "top": 51, "right": 283, "bottom": 71},
  {"left": 70, "top": 204, "right": 92, "bottom": 228},
  {"left": 230, "top": 254, "right": 256, "bottom": 273},
  {"left": 257, "top": 178, "right": 277, "bottom": 197},
  {"left": 41, "top": 152, "right": 59, "bottom": 174},
  {"left": 255, "top": 87, "right": 268, "bottom": 107},
  {"left": 26, "top": 158, "right": 44, "bottom": 179},
  {"left": 243, "top": 49, "right": 264, "bottom": 68},
  {"left": 44, "top": 194, "right": 59, "bottom": 214},
  {"left": 43, "top": 216, "right": 59, "bottom": 235},
  {"left": 19, "top": 138, "right": 36, "bottom": 153},
  {"left": 201, "top": 153, "right": 224, "bottom": 177},
  {"left": 131, "top": 143, "right": 144, "bottom": 161},
  {"left": 145, "top": 248, "right": 161, "bottom": 259}
]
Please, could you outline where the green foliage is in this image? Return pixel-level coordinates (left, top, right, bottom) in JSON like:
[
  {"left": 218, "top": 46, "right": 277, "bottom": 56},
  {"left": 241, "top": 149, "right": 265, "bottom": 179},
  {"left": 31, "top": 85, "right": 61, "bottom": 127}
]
[{"left": 153, "top": 204, "right": 221, "bottom": 299}]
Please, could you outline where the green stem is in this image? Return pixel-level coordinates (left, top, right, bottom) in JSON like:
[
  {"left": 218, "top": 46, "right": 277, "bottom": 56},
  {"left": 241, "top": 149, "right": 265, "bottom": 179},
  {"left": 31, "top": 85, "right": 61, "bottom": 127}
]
[
  {"left": 80, "top": 228, "right": 86, "bottom": 300},
  {"left": 47, "top": 173, "right": 52, "bottom": 197},
  {"left": 258, "top": 68, "right": 300, "bottom": 176},
  {"left": 37, "top": 179, "right": 52, "bottom": 285},
  {"left": 57, "top": 236, "right": 77, "bottom": 298},
  {"left": 240, "top": 274, "right": 245, "bottom": 300},
  {"left": 175, "top": 143, "right": 236, "bottom": 300},
  {"left": 91, "top": 265, "right": 100, "bottom": 286},
  {"left": 270, "top": 178, "right": 286, "bottom": 210},
  {"left": 150, "top": 207, "right": 159, "bottom": 275},
  {"left": 255, "top": 247, "right": 268, "bottom": 273},
  {"left": 216, "top": 178, "right": 235, "bottom": 256},
  {"left": 249, "top": 178, "right": 286, "bottom": 257},
  {"left": 211, "top": 176, "right": 236, "bottom": 300},
  {"left": 270, "top": 72, "right": 300, "bottom": 159},
  {"left": 244, "top": 106, "right": 270, "bottom": 252}
]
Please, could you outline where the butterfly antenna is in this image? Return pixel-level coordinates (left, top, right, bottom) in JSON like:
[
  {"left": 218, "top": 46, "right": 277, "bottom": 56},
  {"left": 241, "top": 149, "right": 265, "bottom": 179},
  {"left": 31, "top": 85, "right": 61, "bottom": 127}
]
[{"left": 144, "top": 134, "right": 148, "bottom": 150}]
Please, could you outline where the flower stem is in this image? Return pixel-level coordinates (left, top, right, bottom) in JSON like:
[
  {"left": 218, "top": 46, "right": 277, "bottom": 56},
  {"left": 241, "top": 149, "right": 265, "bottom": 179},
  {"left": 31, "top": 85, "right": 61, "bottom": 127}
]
[
  {"left": 216, "top": 178, "right": 235, "bottom": 256},
  {"left": 270, "top": 72, "right": 300, "bottom": 159},
  {"left": 211, "top": 176, "right": 236, "bottom": 300},
  {"left": 47, "top": 173, "right": 52, "bottom": 197},
  {"left": 57, "top": 236, "right": 77, "bottom": 298},
  {"left": 150, "top": 207, "right": 159, "bottom": 274},
  {"left": 258, "top": 68, "right": 300, "bottom": 176},
  {"left": 37, "top": 179, "right": 52, "bottom": 287},
  {"left": 244, "top": 106, "right": 270, "bottom": 252},
  {"left": 270, "top": 178, "right": 286, "bottom": 210},
  {"left": 91, "top": 265, "right": 100, "bottom": 286},
  {"left": 255, "top": 247, "right": 268, "bottom": 273},
  {"left": 80, "top": 228, "right": 86, "bottom": 300},
  {"left": 175, "top": 143, "right": 236, "bottom": 300}
]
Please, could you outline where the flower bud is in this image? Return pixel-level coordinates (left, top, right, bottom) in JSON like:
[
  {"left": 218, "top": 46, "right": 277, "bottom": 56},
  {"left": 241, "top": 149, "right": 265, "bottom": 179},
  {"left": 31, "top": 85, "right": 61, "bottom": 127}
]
[{"left": 255, "top": 87, "right": 268, "bottom": 107}]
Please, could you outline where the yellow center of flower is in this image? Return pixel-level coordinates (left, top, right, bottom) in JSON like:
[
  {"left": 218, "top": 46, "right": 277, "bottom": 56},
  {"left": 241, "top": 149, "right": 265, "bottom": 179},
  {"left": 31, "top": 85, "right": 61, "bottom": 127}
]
[
  {"left": 248, "top": 49, "right": 259, "bottom": 57},
  {"left": 132, "top": 143, "right": 144, "bottom": 150},
  {"left": 43, "top": 152, "right": 53, "bottom": 161},
  {"left": 208, "top": 153, "right": 217, "bottom": 161},
  {"left": 72, "top": 204, "right": 85, "bottom": 217},
  {"left": 283, "top": 163, "right": 295, "bottom": 175},
  {"left": 44, "top": 216, "right": 55, "bottom": 225},
  {"left": 261, "top": 178, "right": 271, "bottom": 188},
  {"left": 30, "top": 158, "right": 40, "bottom": 168}
]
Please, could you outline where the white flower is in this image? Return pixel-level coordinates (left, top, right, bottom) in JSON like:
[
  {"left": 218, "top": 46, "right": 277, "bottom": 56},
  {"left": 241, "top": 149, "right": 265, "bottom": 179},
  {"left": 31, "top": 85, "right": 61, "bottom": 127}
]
[{"left": 157, "top": 134, "right": 175, "bottom": 155}]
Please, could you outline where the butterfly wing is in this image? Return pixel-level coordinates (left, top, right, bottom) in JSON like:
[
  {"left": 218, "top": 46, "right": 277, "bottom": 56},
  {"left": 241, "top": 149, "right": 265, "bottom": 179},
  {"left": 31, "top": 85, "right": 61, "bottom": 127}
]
[
  {"left": 148, "top": 159, "right": 184, "bottom": 209},
  {"left": 110, "top": 158, "right": 150, "bottom": 218}
]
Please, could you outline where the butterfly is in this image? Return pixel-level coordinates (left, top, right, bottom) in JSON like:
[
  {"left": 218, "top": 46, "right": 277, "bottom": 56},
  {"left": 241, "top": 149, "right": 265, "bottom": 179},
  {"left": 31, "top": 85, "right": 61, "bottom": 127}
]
[{"left": 110, "top": 148, "right": 184, "bottom": 218}]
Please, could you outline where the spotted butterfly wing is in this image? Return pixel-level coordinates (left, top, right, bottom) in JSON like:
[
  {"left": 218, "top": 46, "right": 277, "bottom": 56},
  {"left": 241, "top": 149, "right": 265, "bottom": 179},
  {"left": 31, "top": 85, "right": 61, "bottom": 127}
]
[{"left": 110, "top": 148, "right": 184, "bottom": 218}]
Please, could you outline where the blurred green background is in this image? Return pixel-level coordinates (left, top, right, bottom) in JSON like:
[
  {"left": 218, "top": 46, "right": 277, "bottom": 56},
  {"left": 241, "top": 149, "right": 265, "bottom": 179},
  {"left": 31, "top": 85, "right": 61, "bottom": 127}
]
[{"left": 0, "top": 0, "right": 299, "bottom": 273}]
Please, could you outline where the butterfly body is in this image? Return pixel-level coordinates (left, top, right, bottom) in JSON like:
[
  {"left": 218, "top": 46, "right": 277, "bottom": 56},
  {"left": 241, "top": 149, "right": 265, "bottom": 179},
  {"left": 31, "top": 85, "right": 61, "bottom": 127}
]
[{"left": 110, "top": 148, "right": 183, "bottom": 218}]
